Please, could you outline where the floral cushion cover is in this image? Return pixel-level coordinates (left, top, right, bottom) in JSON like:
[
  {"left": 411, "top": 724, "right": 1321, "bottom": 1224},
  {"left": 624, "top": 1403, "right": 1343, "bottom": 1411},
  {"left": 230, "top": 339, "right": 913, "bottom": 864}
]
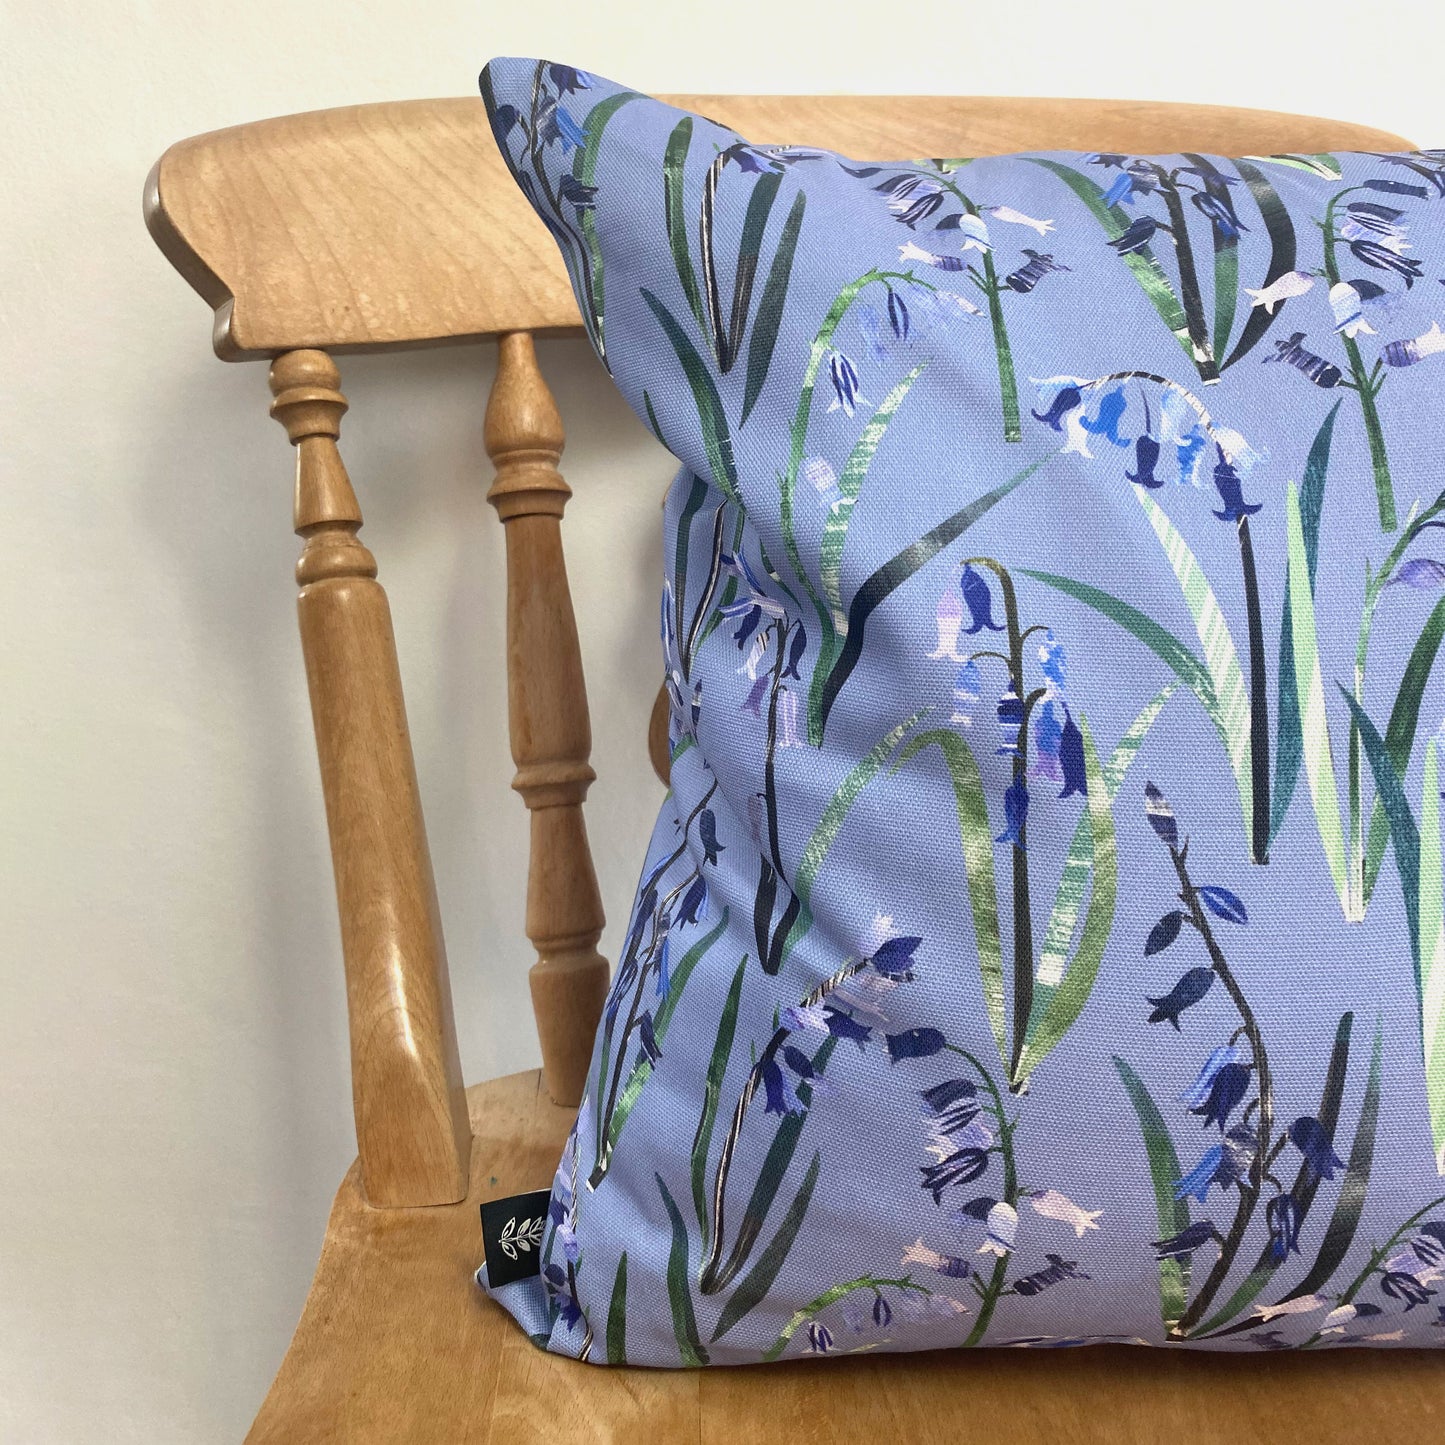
[{"left": 478, "top": 56, "right": 1445, "bottom": 1363}]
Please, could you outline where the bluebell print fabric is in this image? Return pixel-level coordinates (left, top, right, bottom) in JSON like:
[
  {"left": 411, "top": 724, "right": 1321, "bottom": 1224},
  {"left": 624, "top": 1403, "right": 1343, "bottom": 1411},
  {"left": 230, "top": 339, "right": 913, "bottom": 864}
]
[{"left": 478, "top": 56, "right": 1445, "bottom": 1363}]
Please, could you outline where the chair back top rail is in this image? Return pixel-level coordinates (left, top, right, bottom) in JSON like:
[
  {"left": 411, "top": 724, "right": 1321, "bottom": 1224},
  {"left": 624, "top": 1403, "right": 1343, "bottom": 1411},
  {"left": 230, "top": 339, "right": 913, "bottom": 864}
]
[{"left": 145, "top": 94, "right": 1411, "bottom": 360}]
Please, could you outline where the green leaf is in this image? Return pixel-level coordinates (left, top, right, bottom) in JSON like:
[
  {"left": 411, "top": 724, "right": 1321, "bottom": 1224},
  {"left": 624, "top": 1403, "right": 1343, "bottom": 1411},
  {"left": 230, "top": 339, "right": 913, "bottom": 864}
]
[
  {"left": 1286, "top": 482, "right": 1350, "bottom": 910},
  {"left": 672, "top": 473, "right": 710, "bottom": 655},
  {"left": 1245, "top": 153, "right": 1344, "bottom": 179},
  {"left": 1421, "top": 742, "right": 1445, "bottom": 1173},
  {"left": 815, "top": 453, "right": 1051, "bottom": 738},
  {"left": 656, "top": 1174, "right": 708, "bottom": 1366},
  {"left": 819, "top": 363, "right": 928, "bottom": 634},
  {"left": 710, "top": 1152, "right": 822, "bottom": 1341},
  {"left": 663, "top": 118, "right": 707, "bottom": 333},
  {"left": 1220, "top": 160, "right": 1298, "bottom": 371},
  {"left": 1363, "top": 594, "right": 1445, "bottom": 902},
  {"left": 1014, "top": 715, "right": 1117, "bottom": 1084},
  {"left": 1273, "top": 402, "right": 1339, "bottom": 842},
  {"left": 1026, "top": 157, "right": 1194, "bottom": 363},
  {"left": 1113, "top": 1056, "right": 1190, "bottom": 1330},
  {"left": 606, "top": 1252, "right": 628, "bottom": 1365},
  {"left": 891, "top": 728, "right": 1006, "bottom": 1067},
  {"left": 691, "top": 956, "right": 747, "bottom": 1244},
  {"left": 742, "top": 191, "right": 806, "bottom": 424},
  {"left": 1342, "top": 688, "right": 1422, "bottom": 993},
  {"left": 1135, "top": 488, "right": 1254, "bottom": 840},
  {"left": 642, "top": 288, "right": 740, "bottom": 504},
  {"left": 574, "top": 90, "right": 643, "bottom": 358}
]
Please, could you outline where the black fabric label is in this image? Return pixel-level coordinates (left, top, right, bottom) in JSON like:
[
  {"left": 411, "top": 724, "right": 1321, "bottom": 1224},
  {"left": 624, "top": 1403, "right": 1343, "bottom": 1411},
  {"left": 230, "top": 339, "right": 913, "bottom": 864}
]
[{"left": 480, "top": 1190, "right": 551, "bottom": 1287}]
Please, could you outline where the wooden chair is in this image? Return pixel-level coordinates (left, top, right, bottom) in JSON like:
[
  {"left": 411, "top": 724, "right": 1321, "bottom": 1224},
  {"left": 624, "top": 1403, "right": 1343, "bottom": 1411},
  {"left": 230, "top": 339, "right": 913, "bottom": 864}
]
[{"left": 145, "top": 91, "right": 1442, "bottom": 1442}]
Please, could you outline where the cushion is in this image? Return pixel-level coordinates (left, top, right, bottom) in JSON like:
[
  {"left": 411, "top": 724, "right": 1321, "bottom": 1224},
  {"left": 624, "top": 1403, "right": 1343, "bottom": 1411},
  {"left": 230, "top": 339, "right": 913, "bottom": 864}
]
[{"left": 478, "top": 56, "right": 1445, "bottom": 1363}]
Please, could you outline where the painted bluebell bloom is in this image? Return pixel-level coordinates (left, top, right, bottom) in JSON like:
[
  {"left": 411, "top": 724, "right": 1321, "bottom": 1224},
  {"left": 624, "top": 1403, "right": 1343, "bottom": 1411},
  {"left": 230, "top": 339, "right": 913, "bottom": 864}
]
[
  {"left": 547, "top": 102, "right": 586, "bottom": 153},
  {"left": 886, "top": 1027, "right": 947, "bottom": 1063},
  {"left": 740, "top": 673, "right": 768, "bottom": 717},
  {"left": 1289, "top": 1116, "right": 1346, "bottom": 1182},
  {"left": 1181, "top": 1044, "right": 1242, "bottom": 1108},
  {"left": 546, "top": 64, "right": 593, "bottom": 94},
  {"left": 886, "top": 285, "right": 911, "bottom": 340},
  {"left": 871, "top": 934, "right": 923, "bottom": 979},
  {"left": 1032, "top": 382, "right": 1082, "bottom": 431},
  {"left": 873, "top": 1293, "right": 893, "bottom": 1326},
  {"left": 920, "top": 1078, "right": 980, "bottom": 1135},
  {"left": 1154, "top": 1220, "right": 1220, "bottom": 1261},
  {"left": 1381, "top": 1272, "right": 1437, "bottom": 1309},
  {"left": 782, "top": 624, "right": 807, "bottom": 680},
  {"left": 1080, "top": 386, "right": 1130, "bottom": 445},
  {"left": 961, "top": 563, "right": 1006, "bottom": 634},
  {"left": 1349, "top": 237, "right": 1424, "bottom": 285},
  {"left": 823, "top": 1006, "right": 872, "bottom": 1049},
  {"left": 699, "top": 809, "right": 723, "bottom": 866},
  {"left": 1174, "top": 1144, "right": 1226, "bottom": 1203},
  {"left": 1191, "top": 1060, "right": 1251, "bottom": 1131},
  {"left": 760, "top": 1056, "right": 804, "bottom": 1117},
  {"left": 1005, "top": 249, "right": 1070, "bottom": 294},
  {"left": 1039, "top": 629, "right": 1067, "bottom": 689},
  {"left": 1210, "top": 449, "right": 1263, "bottom": 522},
  {"left": 1146, "top": 967, "right": 1216, "bottom": 1029},
  {"left": 807, "top": 1321, "right": 835, "bottom": 1354},
  {"left": 637, "top": 1011, "right": 662, "bottom": 1067},
  {"left": 1124, "top": 427, "right": 1163, "bottom": 488},
  {"left": 996, "top": 685, "right": 1023, "bottom": 756},
  {"left": 920, "top": 1146, "right": 990, "bottom": 1205},
  {"left": 1266, "top": 1191, "right": 1302, "bottom": 1262},
  {"left": 1108, "top": 216, "right": 1161, "bottom": 255},
  {"left": 880, "top": 174, "right": 945, "bottom": 229},
  {"left": 827, "top": 349, "right": 865, "bottom": 416},
  {"left": 1034, "top": 700, "right": 1064, "bottom": 784},
  {"left": 1388, "top": 558, "right": 1445, "bottom": 588},
  {"left": 996, "top": 778, "right": 1029, "bottom": 850},
  {"left": 1190, "top": 184, "right": 1248, "bottom": 240},
  {"left": 654, "top": 935, "right": 671, "bottom": 998},
  {"left": 950, "top": 660, "right": 981, "bottom": 728},
  {"left": 676, "top": 874, "right": 708, "bottom": 928},
  {"left": 1058, "top": 709, "right": 1087, "bottom": 800}
]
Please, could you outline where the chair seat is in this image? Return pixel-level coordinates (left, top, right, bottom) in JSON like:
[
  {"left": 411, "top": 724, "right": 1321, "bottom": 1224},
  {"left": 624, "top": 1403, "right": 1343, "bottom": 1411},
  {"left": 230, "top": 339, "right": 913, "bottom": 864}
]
[{"left": 248, "top": 1070, "right": 1443, "bottom": 1443}]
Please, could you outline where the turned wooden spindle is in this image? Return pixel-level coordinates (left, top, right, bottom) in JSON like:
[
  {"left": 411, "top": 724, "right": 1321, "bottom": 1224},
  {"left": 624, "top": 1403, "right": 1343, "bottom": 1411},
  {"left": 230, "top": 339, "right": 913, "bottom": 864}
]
[
  {"left": 485, "top": 332, "right": 609, "bottom": 1107},
  {"left": 270, "top": 349, "right": 470, "bottom": 1207}
]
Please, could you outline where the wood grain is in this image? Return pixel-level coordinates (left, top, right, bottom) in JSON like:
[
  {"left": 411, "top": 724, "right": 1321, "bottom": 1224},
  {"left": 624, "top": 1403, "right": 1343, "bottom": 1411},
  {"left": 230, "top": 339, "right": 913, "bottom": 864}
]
[
  {"left": 145, "top": 95, "right": 1411, "bottom": 359},
  {"left": 485, "top": 332, "right": 609, "bottom": 1107},
  {"left": 271, "top": 348, "right": 470, "bottom": 1206},
  {"left": 247, "top": 1069, "right": 1443, "bottom": 1445}
]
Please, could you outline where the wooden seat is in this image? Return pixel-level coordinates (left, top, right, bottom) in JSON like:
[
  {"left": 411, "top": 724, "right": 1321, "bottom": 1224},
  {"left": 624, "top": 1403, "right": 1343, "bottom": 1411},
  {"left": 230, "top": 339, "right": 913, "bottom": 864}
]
[{"left": 144, "top": 91, "right": 1441, "bottom": 1442}]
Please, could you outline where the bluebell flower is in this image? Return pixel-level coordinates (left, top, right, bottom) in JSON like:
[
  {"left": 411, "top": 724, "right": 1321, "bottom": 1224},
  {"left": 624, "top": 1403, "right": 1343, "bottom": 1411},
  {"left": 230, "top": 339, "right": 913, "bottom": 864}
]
[
  {"left": 1191, "top": 187, "right": 1248, "bottom": 239},
  {"left": 886, "top": 285, "right": 911, "bottom": 339},
  {"left": 1145, "top": 910, "right": 1183, "bottom": 956},
  {"left": 1005, "top": 249, "right": 1070, "bottom": 294},
  {"left": 1388, "top": 558, "right": 1445, "bottom": 588},
  {"left": 699, "top": 809, "right": 723, "bottom": 866},
  {"left": 760, "top": 1056, "right": 805, "bottom": 1116},
  {"left": 547, "top": 64, "right": 594, "bottom": 94},
  {"left": 723, "top": 598, "right": 764, "bottom": 648},
  {"left": 543, "top": 1263, "right": 584, "bottom": 1329},
  {"left": 1080, "top": 386, "right": 1130, "bottom": 445},
  {"left": 996, "top": 685, "right": 1023, "bottom": 756},
  {"left": 1218, "top": 1123, "right": 1256, "bottom": 1188},
  {"left": 740, "top": 673, "right": 768, "bottom": 717},
  {"left": 882, "top": 175, "right": 945, "bottom": 228},
  {"left": 1101, "top": 171, "right": 1136, "bottom": 208},
  {"left": 996, "top": 778, "right": 1029, "bottom": 850},
  {"left": 1382, "top": 1271, "right": 1436, "bottom": 1309},
  {"left": 1058, "top": 709, "right": 1087, "bottom": 800},
  {"left": 872, "top": 934, "right": 923, "bottom": 978},
  {"left": 677, "top": 874, "right": 709, "bottom": 928},
  {"left": 807, "top": 1320, "right": 835, "bottom": 1353},
  {"left": 1210, "top": 449, "right": 1263, "bottom": 522},
  {"left": 1373, "top": 153, "right": 1445, "bottom": 196},
  {"left": 1349, "top": 237, "right": 1424, "bottom": 286},
  {"left": 552, "top": 106, "right": 586, "bottom": 152},
  {"left": 654, "top": 935, "right": 671, "bottom": 998},
  {"left": 1343, "top": 200, "right": 1407, "bottom": 238},
  {"left": 1011, "top": 1254, "right": 1090, "bottom": 1297},
  {"left": 488, "top": 103, "right": 519, "bottom": 147},
  {"left": 782, "top": 1044, "right": 822, "bottom": 1084},
  {"left": 1267, "top": 331, "right": 1344, "bottom": 389},
  {"left": 724, "top": 142, "right": 785, "bottom": 175},
  {"left": 873, "top": 1293, "right": 893, "bottom": 1326},
  {"left": 1365, "top": 177, "right": 1431, "bottom": 198},
  {"left": 1108, "top": 216, "right": 1161, "bottom": 254},
  {"left": 556, "top": 173, "right": 598, "bottom": 210},
  {"left": 980, "top": 1201, "right": 1018, "bottom": 1256},
  {"left": 1145, "top": 782, "right": 1179, "bottom": 848},
  {"left": 1126, "top": 432, "right": 1164, "bottom": 487},
  {"left": 1181, "top": 1044, "right": 1242, "bottom": 1108},
  {"left": 1034, "top": 701, "right": 1064, "bottom": 784},
  {"left": 823, "top": 1006, "right": 872, "bottom": 1048},
  {"left": 782, "top": 624, "right": 807, "bottom": 680},
  {"left": 1039, "top": 629, "right": 1067, "bottom": 688},
  {"left": 1191, "top": 1061, "right": 1252, "bottom": 1131},
  {"left": 1174, "top": 1145, "right": 1226, "bottom": 1203},
  {"left": 1289, "top": 1116, "right": 1345, "bottom": 1183},
  {"left": 951, "top": 660, "right": 982, "bottom": 728},
  {"left": 1032, "top": 384, "right": 1082, "bottom": 431},
  {"left": 887, "top": 1027, "right": 947, "bottom": 1062},
  {"left": 961, "top": 563, "right": 1006, "bottom": 634},
  {"left": 827, "top": 349, "right": 865, "bottom": 415},
  {"left": 637, "top": 1011, "right": 662, "bottom": 1066},
  {"left": 1266, "top": 1191, "right": 1301, "bottom": 1262},
  {"left": 1146, "top": 967, "right": 1216, "bottom": 1029},
  {"left": 1154, "top": 1220, "right": 1221, "bottom": 1261},
  {"left": 1384, "top": 322, "right": 1445, "bottom": 370},
  {"left": 920, "top": 1078, "right": 979, "bottom": 1134},
  {"left": 920, "top": 1147, "right": 990, "bottom": 1204}
]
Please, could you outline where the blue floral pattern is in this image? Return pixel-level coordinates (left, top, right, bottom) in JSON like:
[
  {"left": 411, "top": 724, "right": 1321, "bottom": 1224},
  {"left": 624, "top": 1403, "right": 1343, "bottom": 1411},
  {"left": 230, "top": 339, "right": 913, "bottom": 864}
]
[{"left": 478, "top": 56, "right": 1445, "bottom": 1362}]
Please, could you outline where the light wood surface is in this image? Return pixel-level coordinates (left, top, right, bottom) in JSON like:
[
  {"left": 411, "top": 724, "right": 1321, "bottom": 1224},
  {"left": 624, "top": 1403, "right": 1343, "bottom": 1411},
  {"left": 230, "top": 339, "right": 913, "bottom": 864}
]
[
  {"left": 145, "top": 90, "right": 1438, "bottom": 1440},
  {"left": 144, "top": 95, "right": 1411, "bottom": 360},
  {"left": 271, "top": 349, "right": 470, "bottom": 1206},
  {"left": 247, "top": 1069, "right": 1444, "bottom": 1445},
  {"left": 485, "top": 332, "right": 609, "bottom": 1106}
]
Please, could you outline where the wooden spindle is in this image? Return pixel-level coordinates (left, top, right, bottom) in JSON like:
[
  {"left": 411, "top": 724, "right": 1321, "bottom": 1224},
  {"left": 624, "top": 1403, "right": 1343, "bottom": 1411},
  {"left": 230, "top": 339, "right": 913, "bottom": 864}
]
[
  {"left": 485, "top": 332, "right": 609, "bottom": 1107},
  {"left": 270, "top": 349, "right": 470, "bottom": 1207}
]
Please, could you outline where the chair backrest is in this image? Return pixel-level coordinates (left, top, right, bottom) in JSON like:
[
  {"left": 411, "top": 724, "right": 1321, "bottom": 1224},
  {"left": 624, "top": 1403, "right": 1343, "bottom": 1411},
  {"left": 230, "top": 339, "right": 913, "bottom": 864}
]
[{"left": 145, "top": 91, "right": 1411, "bottom": 1211}]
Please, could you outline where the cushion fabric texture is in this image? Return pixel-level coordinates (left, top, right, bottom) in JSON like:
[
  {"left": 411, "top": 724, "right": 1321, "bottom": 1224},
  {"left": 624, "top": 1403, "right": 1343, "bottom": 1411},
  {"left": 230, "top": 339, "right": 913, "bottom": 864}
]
[{"left": 479, "top": 55, "right": 1445, "bottom": 1364}]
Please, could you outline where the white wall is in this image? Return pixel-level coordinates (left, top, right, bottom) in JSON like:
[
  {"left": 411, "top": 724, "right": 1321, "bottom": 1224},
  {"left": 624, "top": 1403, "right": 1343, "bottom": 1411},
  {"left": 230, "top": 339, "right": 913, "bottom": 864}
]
[{"left": 1, "top": 1, "right": 1438, "bottom": 1438}]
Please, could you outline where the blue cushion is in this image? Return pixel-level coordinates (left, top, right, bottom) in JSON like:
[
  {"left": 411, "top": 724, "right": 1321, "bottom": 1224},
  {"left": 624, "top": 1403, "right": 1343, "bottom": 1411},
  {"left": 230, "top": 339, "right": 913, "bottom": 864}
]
[{"left": 479, "top": 56, "right": 1445, "bottom": 1361}]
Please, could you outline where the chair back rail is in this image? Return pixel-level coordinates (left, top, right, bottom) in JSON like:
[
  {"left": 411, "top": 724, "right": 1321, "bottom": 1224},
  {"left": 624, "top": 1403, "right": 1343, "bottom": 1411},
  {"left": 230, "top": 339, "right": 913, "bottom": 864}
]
[{"left": 146, "top": 93, "right": 1411, "bottom": 1209}]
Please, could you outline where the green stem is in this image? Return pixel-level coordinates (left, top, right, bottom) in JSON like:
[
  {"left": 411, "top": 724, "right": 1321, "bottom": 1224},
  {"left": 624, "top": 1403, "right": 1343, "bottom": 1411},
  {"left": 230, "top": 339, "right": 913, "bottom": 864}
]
[
  {"left": 1236, "top": 516, "right": 1270, "bottom": 865},
  {"left": 1322, "top": 193, "right": 1396, "bottom": 531},
  {"left": 1157, "top": 171, "right": 1219, "bottom": 384}
]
